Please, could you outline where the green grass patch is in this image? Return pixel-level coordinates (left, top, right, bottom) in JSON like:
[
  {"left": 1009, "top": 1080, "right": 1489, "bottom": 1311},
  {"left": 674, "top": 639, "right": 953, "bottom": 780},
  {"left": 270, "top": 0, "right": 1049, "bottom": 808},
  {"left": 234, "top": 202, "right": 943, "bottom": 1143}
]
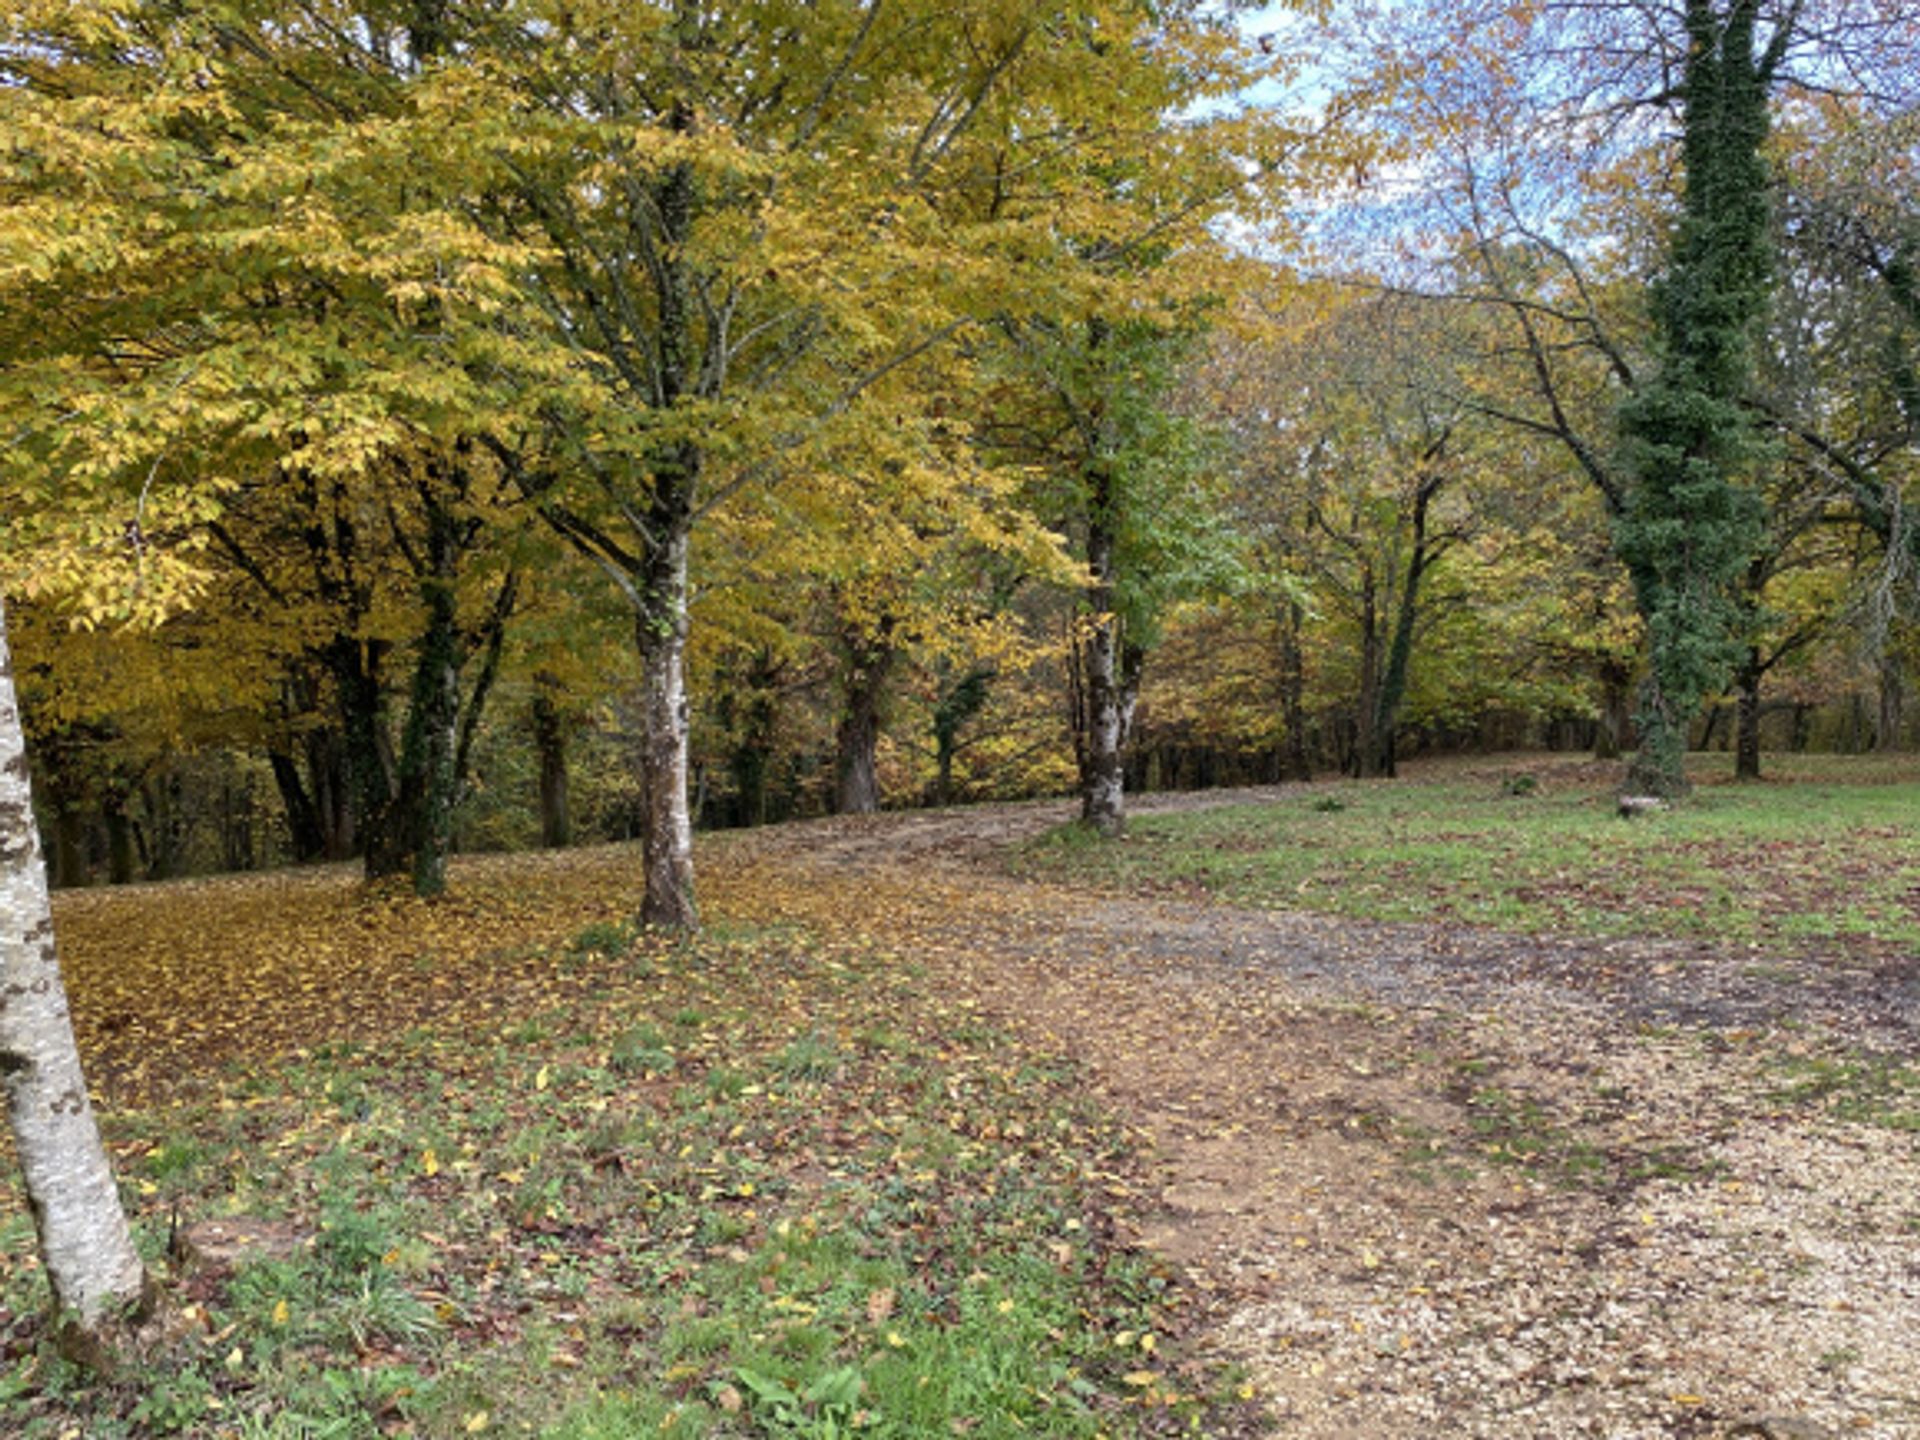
[
  {"left": 1768, "top": 1052, "right": 1920, "bottom": 1130},
  {"left": 1018, "top": 754, "right": 1920, "bottom": 953}
]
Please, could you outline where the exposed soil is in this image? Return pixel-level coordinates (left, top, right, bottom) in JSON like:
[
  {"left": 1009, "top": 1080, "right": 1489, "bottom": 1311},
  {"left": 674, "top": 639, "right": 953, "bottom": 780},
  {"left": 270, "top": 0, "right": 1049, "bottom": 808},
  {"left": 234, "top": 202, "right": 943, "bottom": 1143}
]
[{"left": 717, "top": 786, "right": 1920, "bottom": 1439}]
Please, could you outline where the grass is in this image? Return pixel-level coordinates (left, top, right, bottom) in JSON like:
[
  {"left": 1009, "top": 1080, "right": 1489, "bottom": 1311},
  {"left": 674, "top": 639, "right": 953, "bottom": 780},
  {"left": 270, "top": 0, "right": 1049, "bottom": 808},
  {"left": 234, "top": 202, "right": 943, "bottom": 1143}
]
[
  {"left": 1, "top": 922, "right": 1252, "bottom": 1438},
  {"left": 1017, "top": 753, "right": 1920, "bottom": 955},
  {"left": 1768, "top": 1052, "right": 1920, "bottom": 1130}
]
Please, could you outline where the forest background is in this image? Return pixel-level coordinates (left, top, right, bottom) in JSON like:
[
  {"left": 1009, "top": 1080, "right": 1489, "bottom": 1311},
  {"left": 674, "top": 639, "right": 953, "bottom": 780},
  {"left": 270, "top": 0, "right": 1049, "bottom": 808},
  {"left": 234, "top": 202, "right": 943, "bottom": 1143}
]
[{"left": 3, "top": 0, "right": 1916, "bottom": 910}]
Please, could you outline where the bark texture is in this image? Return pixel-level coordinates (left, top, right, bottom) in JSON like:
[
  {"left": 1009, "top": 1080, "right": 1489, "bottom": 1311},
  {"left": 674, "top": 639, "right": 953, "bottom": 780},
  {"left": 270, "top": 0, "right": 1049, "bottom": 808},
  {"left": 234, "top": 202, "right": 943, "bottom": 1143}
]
[
  {"left": 637, "top": 528, "right": 697, "bottom": 929},
  {"left": 1277, "top": 599, "right": 1312, "bottom": 782},
  {"left": 834, "top": 623, "right": 895, "bottom": 816},
  {"left": 1735, "top": 646, "right": 1763, "bottom": 781},
  {"left": 1075, "top": 463, "right": 1137, "bottom": 836},
  {"left": 531, "top": 675, "right": 571, "bottom": 849},
  {"left": 0, "top": 597, "right": 151, "bottom": 1334}
]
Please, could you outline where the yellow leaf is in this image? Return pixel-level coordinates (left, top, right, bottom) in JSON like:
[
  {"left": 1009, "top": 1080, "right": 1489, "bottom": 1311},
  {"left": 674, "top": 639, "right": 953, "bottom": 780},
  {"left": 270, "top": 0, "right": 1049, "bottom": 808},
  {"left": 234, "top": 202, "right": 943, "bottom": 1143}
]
[
  {"left": 535, "top": 1065, "right": 550, "bottom": 1091},
  {"left": 421, "top": 1148, "right": 440, "bottom": 1177},
  {"left": 270, "top": 1299, "right": 289, "bottom": 1327},
  {"left": 1123, "top": 1371, "right": 1160, "bottom": 1387},
  {"left": 465, "top": 1411, "right": 490, "bottom": 1433}
]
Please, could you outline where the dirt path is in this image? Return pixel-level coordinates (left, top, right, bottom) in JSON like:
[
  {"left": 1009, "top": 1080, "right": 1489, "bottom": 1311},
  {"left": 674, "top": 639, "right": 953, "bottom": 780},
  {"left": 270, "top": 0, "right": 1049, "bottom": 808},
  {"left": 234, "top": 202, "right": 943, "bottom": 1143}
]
[{"left": 714, "top": 792, "right": 1920, "bottom": 1440}]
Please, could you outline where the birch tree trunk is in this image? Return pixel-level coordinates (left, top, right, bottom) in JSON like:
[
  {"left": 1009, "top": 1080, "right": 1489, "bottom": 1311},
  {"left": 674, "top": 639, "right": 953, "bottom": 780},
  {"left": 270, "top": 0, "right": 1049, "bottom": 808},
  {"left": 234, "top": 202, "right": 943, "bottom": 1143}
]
[
  {"left": 0, "top": 596, "right": 152, "bottom": 1340},
  {"left": 637, "top": 526, "right": 697, "bottom": 929}
]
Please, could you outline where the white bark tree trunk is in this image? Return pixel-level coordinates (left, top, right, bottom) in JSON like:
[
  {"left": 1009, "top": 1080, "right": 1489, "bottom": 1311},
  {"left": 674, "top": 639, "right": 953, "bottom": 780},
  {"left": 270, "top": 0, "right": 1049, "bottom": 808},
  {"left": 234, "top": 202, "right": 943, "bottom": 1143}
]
[
  {"left": 638, "top": 531, "right": 697, "bottom": 929},
  {"left": 0, "top": 595, "right": 151, "bottom": 1336}
]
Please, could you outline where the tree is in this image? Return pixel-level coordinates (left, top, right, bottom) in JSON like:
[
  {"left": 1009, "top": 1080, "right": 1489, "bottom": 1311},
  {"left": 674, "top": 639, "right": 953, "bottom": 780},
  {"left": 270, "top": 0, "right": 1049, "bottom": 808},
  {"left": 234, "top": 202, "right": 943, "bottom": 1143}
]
[
  {"left": 1333, "top": 0, "right": 1916, "bottom": 794},
  {"left": 983, "top": 316, "right": 1236, "bottom": 831},
  {"left": 0, "top": 598, "right": 154, "bottom": 1341},
  {"left": 1613, "top": 0, "right": 1782, "bottom": 797}
]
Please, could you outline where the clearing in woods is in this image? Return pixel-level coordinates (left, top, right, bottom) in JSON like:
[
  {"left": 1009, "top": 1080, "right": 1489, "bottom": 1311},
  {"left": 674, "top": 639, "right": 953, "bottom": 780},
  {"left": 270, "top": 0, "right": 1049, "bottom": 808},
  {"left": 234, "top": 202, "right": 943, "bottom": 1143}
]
[{"left": 6, "top": 755, "right": 1919, "bottom": 1437}]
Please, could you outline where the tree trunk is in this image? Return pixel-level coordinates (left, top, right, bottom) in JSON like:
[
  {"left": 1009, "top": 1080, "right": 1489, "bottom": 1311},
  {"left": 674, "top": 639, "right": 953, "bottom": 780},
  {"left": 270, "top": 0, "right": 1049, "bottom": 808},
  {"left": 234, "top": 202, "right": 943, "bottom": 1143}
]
[
  {"left": 531, "top": 675, "right": 571, "bottom": 849},
  {"left": 632, "top": 139, "right": 700, "bottom": 925},
  {"left": 1699, "top": 700, "right": 1728, "bottom": 753},
  {"left": 1615, "top": 0, "right": 1774, "bottom": 800},
  {"left": 834, "top": 703, "right": 882, "bottom": 815},
  {"left": 636, "top": 525, "right": 697, "bottom": 928},
  {"left": 1878, "top": 644, "right": 1904, "bottom": 751},
  {"left": 140, "top": 772, "right": 186, "bottom": 882},
  {"left": 269, "top": 750, "right": 328, "bottom": 863},
  {"left": 721, "top": 653, "right": 780, "bottom": 829},
  {"left": 306, "top": 729, "right": 355, "bottom": 860},
  {"left": 0, "top": 596, "right": 152, "bottom": 1340},
  {"left": 222, "top": 775, "right": 255, "bottom": 872},
  {"left": 1277, "top": 599, "right": 1311, "bottom": 782},
  {"left": 396, "top": 502, "right": 463, "bottom": 899},
  {"left": 1077, "top": 487, "right": 1127, "bottom": 836},
  {"left": 333, "top": 638, "right": 400, "bottom": 877},
  {"left": 51, "top": 808, "right": 88, "bottom": 890},
  {"left": 102, "top": 792, "right": 135, "bottom": 886},
  {"left": 1624, "top": 669, "right": 1690, "bottom": 797},
  {"left": 834, "top": 624, "right": 894, "bottom": 816},
  {"left": 1354, "top": 565, "right": 1383, "bottom": 778},
  {"left": 1734, "top": 646, "right": 1763, "bottom": 780},
  {"left": 1594, "top": 660, "right": 1632, "bottom": 761}
]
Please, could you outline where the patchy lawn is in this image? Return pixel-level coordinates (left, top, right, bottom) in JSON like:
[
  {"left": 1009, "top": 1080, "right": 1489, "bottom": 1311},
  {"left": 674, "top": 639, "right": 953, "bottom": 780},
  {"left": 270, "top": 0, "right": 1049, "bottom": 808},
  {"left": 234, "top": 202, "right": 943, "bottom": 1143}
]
[
  {"left": 1015, "top": 753, "right": 1920, "bottom": 958},
  {"left": 2, "top": 852, "right": 1255, "bottom": 1439}
]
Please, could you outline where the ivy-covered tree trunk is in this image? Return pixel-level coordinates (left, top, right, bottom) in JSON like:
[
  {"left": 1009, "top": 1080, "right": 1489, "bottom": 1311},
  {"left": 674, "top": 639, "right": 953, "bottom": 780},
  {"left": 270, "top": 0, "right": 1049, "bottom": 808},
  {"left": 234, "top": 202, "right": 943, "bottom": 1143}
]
[
  {"left": 627, "top": 139, "right": 701, "bottom": 927},
  {"left": 0, "top": 596, "right": 153, "bottom": 1343},
  {"left": 1615, "top": 0, "right": 1776, "bottom": 798}
]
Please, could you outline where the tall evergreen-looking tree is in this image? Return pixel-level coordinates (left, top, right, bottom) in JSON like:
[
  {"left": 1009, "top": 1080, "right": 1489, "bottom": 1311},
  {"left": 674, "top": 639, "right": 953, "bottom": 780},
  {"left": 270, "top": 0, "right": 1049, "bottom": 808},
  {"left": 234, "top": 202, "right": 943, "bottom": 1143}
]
[
  {"left": 1332, "top": 0, "right": 1915, "bottom": 792},
  {"left": 1613, "top": 0, "right": 1782, "bottom": 797}
]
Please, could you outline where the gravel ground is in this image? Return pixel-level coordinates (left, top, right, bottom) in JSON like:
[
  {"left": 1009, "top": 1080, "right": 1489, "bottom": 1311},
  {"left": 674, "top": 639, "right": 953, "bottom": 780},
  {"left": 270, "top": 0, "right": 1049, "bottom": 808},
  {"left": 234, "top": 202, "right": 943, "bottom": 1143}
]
[{"left": 723, "top": 788, "right": 1920, "bottom": 1438}]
